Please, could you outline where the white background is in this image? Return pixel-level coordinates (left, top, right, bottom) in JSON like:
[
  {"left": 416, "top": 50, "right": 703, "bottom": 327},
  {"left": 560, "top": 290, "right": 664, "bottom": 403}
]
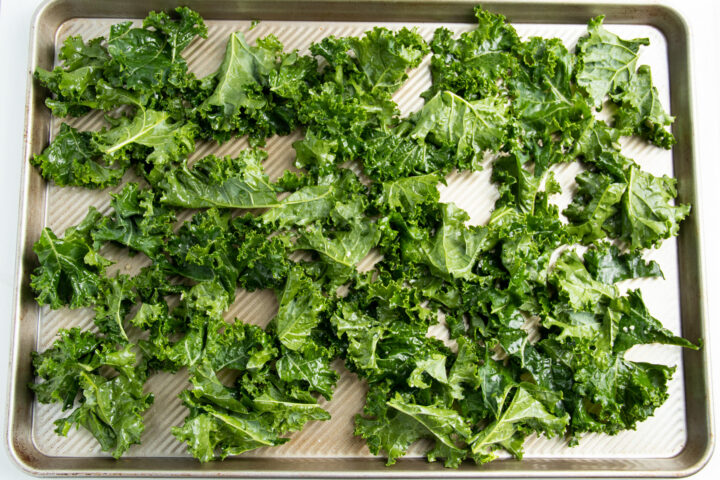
[{"left": 0, "top": 0, "right": 718, "bottom": 479}]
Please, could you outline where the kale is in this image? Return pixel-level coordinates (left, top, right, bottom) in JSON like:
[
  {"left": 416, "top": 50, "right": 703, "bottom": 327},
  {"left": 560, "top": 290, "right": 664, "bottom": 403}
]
[
  {"left": 28, "top": 5, "right": 695, "bottom": 468},
  {"left": 31, "top": 329, "right": 153, "bottom": 458}
]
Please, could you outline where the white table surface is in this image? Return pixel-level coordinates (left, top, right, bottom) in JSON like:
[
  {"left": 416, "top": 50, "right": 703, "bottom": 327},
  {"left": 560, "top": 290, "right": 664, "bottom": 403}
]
[{"left": 1, "top": 0, "right": 718, "bottom": 478}]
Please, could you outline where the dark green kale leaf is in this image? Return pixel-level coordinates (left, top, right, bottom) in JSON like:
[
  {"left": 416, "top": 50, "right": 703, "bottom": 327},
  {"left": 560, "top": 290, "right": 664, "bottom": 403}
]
[
  {"left": 609, "top": 290, "right": 698, "bottom": 352},
  {"left": 575, "top": 16, "right": 649, "bottom": 108},
  {"left": 275, "top": 340, "right": 339, "bottom": 400},
  {"left": 539, "top": 338, "right": 676, "bottom": 438},
  {"left": 271, "top": 267, "right": 327, "bottom": 351},
  {"left": 95, "top": 109, "right": 197, "bottom": 181},
  {"left": 30, "top": 209, "right": 111, "bottom": 309},
  {"left": 129, "top": 300, "right": 184, "bottom": 371},
  {"left": 164, "top": 209, "right": 240, "bottom": 293},
  {"left": 262, "top": 184, "right": 335, "bottom": 228},
  {"left": 106, "top": 7, "right": 207, "bottom": 94},
  {"left": 564, "top": 170, "right": 627, "bottom": 244},
  {"left": 92, "top": 183, "right": 176, "bottom": 259},
  {"left": 233, "top": 222, "right": 293, "bottom": 292},
  {"left": 34, "top": 36, "right": 113, "bottom": 117},
  {"left": 312, "top": 27, "right": 428, "bottom": 96},
  {"left": 32, "top": 331, "right": 153, "bottom": 459},
  {"left": 31, "top": 123, "right": 130, "bottom": 188},
  {"left": 200, "top": 32, "right": 278, "bottom": 123},
  {"left": 583, "top": 243, "right": 662, "bottom": 284},
  {"left": 374, "top": 174, "right": 440, "bottom": 214},
  {"left": 550, "top": 250, "right": 617, "bottom": 311},
  {"left": 612, "top": 65, "right": 675, "bottom": 148},
  {"left": 93, "top": 274, "right": 136, "bottom": 344},
  {"left": 510, "top": 36, "right": 591, "bottom": 143},
  {"left": 412, "top": 91, "right": 509, "bottom": 168},
  {"left": 30, "top": 328, "right": 104, "bottom": 409},
  {"left": 469, "top": 384, "right": 569, "bottom": 464},
  {"left": 142, "top": 7, "right": 208, "bottom": 62},
  {"left": 296, "top": 218, "right": 380, "bottom": 286},
  {"left": 263, "top": 170, "right": 365, "bottom": 229},
  {"left": 34, "top": 109, "right": 196, "bottom": 189},
  {"left": 172, "top": 320, "right": 331, "bottom": 462},
  {"left": 158, "top": 149, "right": 277, "bottom": 208},
  {"left": 492, "top": 150, "right": 547, "bottom": 214},
  {"left": 206, "top": 319, "right": 277, "bottom": 372},
  {"left": 330, "top": 287, "right": 441, "bottom": 385},
  {"left": 172, "top": 387, "right": 285, "bottom": 462},
  {"left": 619, "top": 165, "right": 690, "bottom": 249},
  {"left": 362, "top": 125, "right": 459, "bottom": 181},
  {"left": 355, "top": 383, "right": 472, "bottom": 467},
  {"left": 197, "top": 32, "right": 317, "bottom": 143},
  {"left": 294, "top": 27, "right": 427, "bottom": 169},
  {"left": 403, "top": 203, "right": 492, "bottom": 281},
  {"left": 425, "top": 7, "right": 520, "bottom": 100},
  {"left": 35, "top": 7, "right": 207, "bottom": 117},
  {"left": 348, "top": 27, "right": 429, "bottom": 93}
]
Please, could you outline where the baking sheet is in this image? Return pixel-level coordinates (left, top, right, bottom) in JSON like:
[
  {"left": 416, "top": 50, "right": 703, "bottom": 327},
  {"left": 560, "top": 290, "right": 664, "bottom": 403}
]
[
  {"left": 32, "top": 19, "right": 685, "bottom": 460},
  {"left": 8, "top": 2, "right": 711, "bottom": 477}
]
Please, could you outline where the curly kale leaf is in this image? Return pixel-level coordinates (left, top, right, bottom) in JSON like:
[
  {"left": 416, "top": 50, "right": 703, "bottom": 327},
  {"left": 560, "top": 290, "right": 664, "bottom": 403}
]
[
  {"left": 31, "top": 331, "right": 153, "bottom": 459},
  {"left": 272, "top": 267, "right": 327, "bottom": 351},
  {"left": 355, "top": 384, "right": 472, "bottom": 467},
  {"left": 510, "top": 36, "right": 592, "bottom": 144},
  {"left": 403, "top": 203, "right": 492, "bottom": 281},
  {"left": 35, "top": 7, "right": 206, "bottom": 116},
  {"left": 96, "top": 109, "right": 197, "bottom": 180},
  {"left": 348, "top": 27, "right": 429, "bottom": 93},
  {"left": 158, "top": 149, "right": 277, "bottom": 208},
  {"left": 375, "top": 174, "right": 441, "bottom": 213},
  {"left": 612, "top": 65, "right": 675, "bottom": 148},
  {"left": 33, "top": 109, "right": 196, "bottom": 189},
  {"left": 34, "top": 36, "right": 114, "bottom": 117},
  {"left": 296, "top": 218, "right": 380, "bottom": 286},
  {"left": 583, "top": 243, "right": 662, "bottom": 284},
  {"left": 106, "top": 7, "right": 207, "bottom": 93},
  {"left": 550, "top": 250, "right": 617, "bottom": 311},
  {"left": 198, "top": 32, "right": 317, "bottom": 143},
  {"left": 425, "top": 7, "right": 520, "bottom": 100},
  {"left": 263, "top": 170, "right": 365, "bottom": 228},
  {"left": 172, "top": 321, "right": 331, "bottom": 462},
  {"left": 93, "top": 275, "right": 137, "bottom": 344},
  {"left": 412, "top": 91, "right": 509, "bottom": 168},
  {"left": 165, "top": 209, "right": 240, "bottom": 294},
  {"left": 362, "top": 126, "right": 460, "bottom": 181},
  {"left": 538, "top": 338, "right": 676, "bottom": 437},
  {"left": 293, "top": 28, "right": 427, "bottom": 169},
  {"left": 276, "top": 341, "right": 339, "bottom": 401},
  {"left": 30, "top": 209, "right": 111, "bottom": 309},
  {"left": 575, "top": 16, "right": 649, "bottom": 108},
  {"left": 469, "top": 385, "right": 569, "bottom": 464},
  {"left": 30, "top": 328, "right": 104, "bottom": 409},
  {"left": 610, "top": 290, "right": 698, "bottom": 352},
  {"left": 620, "top": 165, "right": 690, "bottom": 249},
  {"left": 564, "top": 170, "right": 627, "bottom": 244},
  {"left": 31, "top": 123, "right": 131, "bottom": 188},
  {"left": 92, "top": 183, "right": 176, "bottom": 259}
]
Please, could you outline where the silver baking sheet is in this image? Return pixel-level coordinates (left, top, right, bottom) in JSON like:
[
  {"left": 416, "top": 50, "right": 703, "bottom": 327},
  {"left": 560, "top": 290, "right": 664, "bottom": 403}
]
[{"left": 7, "top": 1, "right": 712, "bottom": 477}]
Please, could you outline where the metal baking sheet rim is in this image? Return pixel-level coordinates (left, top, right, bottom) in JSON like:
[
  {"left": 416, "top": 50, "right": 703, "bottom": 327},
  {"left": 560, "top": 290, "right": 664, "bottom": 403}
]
[{"left": 5, "top": 0, "right": 714, "bottom": 477}]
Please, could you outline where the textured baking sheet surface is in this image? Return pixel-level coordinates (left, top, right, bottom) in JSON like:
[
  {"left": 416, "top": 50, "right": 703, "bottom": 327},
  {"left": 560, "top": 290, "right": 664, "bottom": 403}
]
[{"left": 31, "top": 18, "right": 686, "bottom": 460}]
